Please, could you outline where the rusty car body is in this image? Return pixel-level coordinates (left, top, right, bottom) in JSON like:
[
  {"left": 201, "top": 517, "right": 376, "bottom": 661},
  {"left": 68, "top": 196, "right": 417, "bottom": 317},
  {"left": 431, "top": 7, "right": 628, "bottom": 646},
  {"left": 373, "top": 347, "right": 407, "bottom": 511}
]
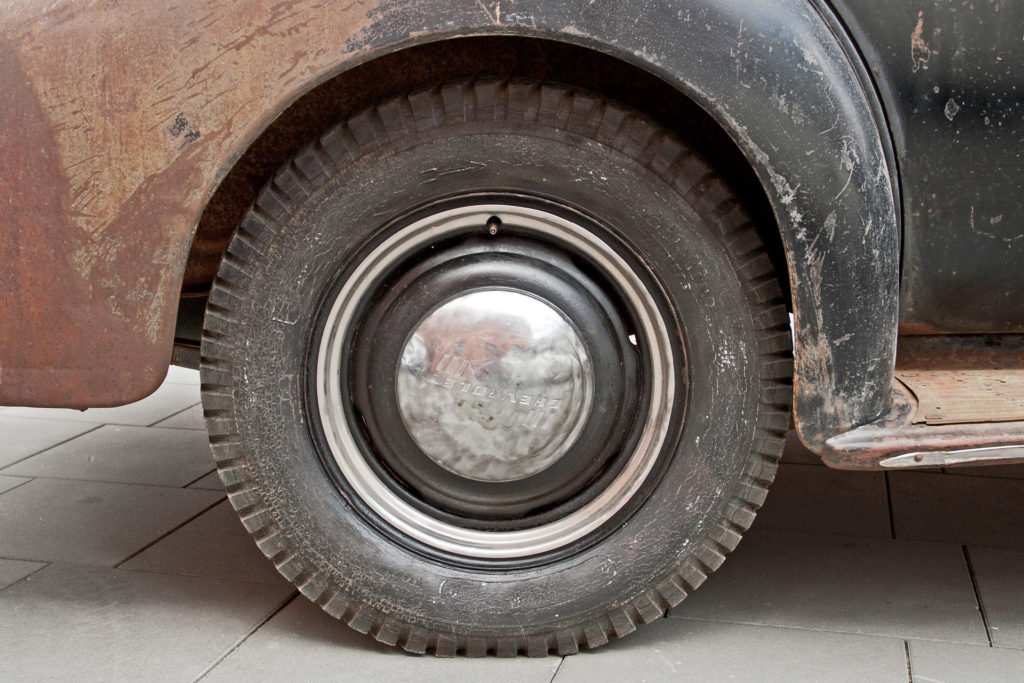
[{"left": 2, "top": 0, "right": 1022, "bottom": 656}]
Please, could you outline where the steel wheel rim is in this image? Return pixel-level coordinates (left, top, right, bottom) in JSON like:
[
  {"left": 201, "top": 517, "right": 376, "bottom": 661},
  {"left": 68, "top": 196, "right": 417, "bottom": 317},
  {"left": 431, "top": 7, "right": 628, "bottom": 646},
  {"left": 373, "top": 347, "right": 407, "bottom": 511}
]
[{"left": 316, "top": 203, "right": 675, "bottom": 559}]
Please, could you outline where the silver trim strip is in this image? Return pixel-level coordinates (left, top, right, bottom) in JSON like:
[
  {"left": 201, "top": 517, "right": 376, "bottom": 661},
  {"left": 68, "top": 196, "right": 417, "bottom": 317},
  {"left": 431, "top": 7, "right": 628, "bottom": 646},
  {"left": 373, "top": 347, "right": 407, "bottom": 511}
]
[{"left": 879, "top": 445, "right": 1024, "bottom": 469}]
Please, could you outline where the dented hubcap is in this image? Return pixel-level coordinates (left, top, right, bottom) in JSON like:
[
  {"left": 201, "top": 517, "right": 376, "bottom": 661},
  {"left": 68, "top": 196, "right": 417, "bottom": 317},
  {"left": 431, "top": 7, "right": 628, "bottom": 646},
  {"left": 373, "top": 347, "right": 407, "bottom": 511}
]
[{"left": 397, "top": 289, "right": 594, "bottom": 483}]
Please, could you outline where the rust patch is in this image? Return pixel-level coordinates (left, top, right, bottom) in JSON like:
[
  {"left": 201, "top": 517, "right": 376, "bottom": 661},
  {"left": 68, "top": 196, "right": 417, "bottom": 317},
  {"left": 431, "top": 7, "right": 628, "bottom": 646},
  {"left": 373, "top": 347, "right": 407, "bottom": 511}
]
[
  {"left": 0, "top": 39, "right": 162, "bottom": 406},
  {"left": 1, "top": 0, "right": 375, "bottom": 406}
]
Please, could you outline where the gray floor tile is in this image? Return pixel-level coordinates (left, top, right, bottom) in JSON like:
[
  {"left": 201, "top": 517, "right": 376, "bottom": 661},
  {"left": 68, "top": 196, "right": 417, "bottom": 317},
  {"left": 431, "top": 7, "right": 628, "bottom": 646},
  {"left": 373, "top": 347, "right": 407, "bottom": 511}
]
[
  {"left": 4, "top": 381, "right": 201, "bottom": 426},
  {"left": 164, "top": 365, "right": 200, "bottom": 385},
  {"left": 204, "top": 598, "right": 561, "bottom": 682},
  {"left": 970, "top": 546, "right": 1024, "bottom": 649},
  {"left": 123, "top": 501, "right": 286, "bottom": 584},
  {"left": 780, "top": 430, "right": 823, "bottom": 465},
  {"left": 0, "top": 559, "right": 46, "bottom": 591},
  {"left": 890, "top": 471, "right": 1024, "bottom": 549},
  {"left": 152, "top": 403, "right": 205, "bottom": 430},
  {"left": 4, "top": 425, "right": 215, "bottom": 487},
  {"left": 756, "top": 463, "right": 891, "bottom": 538},
  {"left": 187, "top": 470, "right": 224, "bottom": 491},
  {"left": 0, "top": 475, "right": 31, "bottom": 495},
  {"left": 670, "top": 530, "right": 988, "bottom": 644},
  {"left": 0, "top": 416, "right": 100, "bottom": 468},
  {"left": 554, "top": 618, "right": 907, "bottom": 683},
  {"left": 0, "top": 478, "right": 222, "bottom": 565},
  {"left": 0, "top": 563, "right": 293, "bottom": 681},
  {"left": 909, "top": 640, "right": 1024, "bottom": 682}
]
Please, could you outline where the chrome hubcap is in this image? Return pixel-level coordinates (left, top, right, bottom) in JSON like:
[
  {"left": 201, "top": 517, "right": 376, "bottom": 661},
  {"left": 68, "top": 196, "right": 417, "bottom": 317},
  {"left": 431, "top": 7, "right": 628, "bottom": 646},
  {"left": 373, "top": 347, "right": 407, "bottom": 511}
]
[{"left": 397, "top": 289, "right": 594, "bottom": 483}]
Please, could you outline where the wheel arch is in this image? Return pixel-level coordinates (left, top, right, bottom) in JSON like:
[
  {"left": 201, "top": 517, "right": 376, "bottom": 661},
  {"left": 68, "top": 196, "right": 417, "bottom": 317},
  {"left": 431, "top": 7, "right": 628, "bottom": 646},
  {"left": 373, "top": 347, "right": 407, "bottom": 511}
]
[
  {"left": 0, "top": 0, "right": 897, "bottom": 441},
  {"left": 188, "top": 1, "right": 899, "bottom": 446}
]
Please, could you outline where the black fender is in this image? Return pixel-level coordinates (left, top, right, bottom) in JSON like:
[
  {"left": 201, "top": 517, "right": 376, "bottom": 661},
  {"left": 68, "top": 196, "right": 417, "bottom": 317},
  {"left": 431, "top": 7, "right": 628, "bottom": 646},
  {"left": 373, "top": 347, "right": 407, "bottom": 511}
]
[{"left": 345, "top": 0, "right": 900, "bottom": 446}]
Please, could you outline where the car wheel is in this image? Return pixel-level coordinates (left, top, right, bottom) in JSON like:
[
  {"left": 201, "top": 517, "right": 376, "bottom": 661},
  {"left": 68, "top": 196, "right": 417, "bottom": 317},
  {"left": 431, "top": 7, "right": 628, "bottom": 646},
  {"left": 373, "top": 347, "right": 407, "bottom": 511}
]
[{"left": 201, "top": 80, "right": 791, "bottom": 656}]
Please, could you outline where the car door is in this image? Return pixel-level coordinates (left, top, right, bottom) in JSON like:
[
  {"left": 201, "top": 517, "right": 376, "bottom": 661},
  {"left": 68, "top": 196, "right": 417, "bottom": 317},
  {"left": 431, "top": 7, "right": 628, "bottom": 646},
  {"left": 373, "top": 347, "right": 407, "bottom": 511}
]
[{"left": 829, "top": 0, "right": 1024, "bottom": 332}]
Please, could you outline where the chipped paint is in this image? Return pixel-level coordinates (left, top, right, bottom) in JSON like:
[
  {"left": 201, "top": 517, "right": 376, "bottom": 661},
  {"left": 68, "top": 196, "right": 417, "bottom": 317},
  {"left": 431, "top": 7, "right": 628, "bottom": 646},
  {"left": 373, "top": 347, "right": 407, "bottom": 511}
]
[
  {"left": 970, "top": 206, "right": 1024, "bottom": 244},
  {"left": 910, "top": 11, "right": 932, "bottom": 73},
  {"left": 943, "top": 98, "right": 960, "bottom": 121}
]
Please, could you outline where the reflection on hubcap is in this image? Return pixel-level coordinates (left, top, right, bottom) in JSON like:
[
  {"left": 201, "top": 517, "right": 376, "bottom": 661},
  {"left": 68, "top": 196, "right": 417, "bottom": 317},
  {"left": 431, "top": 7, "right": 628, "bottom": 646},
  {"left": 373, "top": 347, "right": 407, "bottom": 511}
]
[{"left": 397, "top": 290, "right": 594, "bottom": 483}]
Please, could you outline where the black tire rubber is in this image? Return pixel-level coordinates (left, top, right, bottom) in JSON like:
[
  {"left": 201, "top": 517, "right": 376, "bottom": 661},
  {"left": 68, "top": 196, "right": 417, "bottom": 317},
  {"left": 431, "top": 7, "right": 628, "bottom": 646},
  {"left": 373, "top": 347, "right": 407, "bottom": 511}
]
[{"left": 201, "top": 80, "right": 792, "bottom": 656}]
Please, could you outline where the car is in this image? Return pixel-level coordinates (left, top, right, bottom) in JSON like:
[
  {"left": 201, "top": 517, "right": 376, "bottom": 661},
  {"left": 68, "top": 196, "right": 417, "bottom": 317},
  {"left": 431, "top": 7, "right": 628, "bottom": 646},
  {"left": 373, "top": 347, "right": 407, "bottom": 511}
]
[{"left": 2, "top": 0, "right": 1022, "bottom": 657}]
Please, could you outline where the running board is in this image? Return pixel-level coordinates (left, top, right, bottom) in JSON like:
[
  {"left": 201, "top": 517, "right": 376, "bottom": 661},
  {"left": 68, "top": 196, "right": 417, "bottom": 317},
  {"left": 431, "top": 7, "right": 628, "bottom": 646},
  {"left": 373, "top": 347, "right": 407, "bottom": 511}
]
[{"left": 820, "top": 374, "right": 1024, "bottom": 471}]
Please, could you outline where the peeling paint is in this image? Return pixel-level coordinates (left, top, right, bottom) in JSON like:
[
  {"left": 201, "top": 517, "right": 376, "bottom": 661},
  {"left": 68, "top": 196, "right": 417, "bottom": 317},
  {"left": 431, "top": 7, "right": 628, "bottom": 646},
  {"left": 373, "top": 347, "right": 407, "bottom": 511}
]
[
  {"left": 943, "top": 98, "right": 960, "bottom": 121},
  {"left": 169, "top": 113, "right": 201, "bottom": 149},
  {"left": 910, "top": 11, "right": 933, "bottom": 73}
]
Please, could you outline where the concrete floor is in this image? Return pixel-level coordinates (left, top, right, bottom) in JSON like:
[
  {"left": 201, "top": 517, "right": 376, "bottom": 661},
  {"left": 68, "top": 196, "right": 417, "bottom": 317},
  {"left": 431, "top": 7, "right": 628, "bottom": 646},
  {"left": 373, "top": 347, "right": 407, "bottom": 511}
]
[{"left": 1, "top": 367, "right": 1022, "bottom": 681}]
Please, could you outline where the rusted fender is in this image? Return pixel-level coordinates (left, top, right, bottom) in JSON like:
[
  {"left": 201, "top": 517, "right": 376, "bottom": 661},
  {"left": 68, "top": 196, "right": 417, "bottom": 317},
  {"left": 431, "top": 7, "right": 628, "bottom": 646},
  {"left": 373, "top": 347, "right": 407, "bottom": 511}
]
[
  {"left": 1, "top": 0, "right": 382, "bottom": 407},
  {"left": 0, "top": 0, "right": 898, "bottom": 450}
]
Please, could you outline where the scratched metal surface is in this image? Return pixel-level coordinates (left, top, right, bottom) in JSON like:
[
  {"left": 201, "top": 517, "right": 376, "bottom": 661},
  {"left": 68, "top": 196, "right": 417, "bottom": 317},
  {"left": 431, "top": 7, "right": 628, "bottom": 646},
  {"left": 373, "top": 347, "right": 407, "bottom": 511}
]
[{"left": 0, "top": 0, "right": 898, "bottom": 448}]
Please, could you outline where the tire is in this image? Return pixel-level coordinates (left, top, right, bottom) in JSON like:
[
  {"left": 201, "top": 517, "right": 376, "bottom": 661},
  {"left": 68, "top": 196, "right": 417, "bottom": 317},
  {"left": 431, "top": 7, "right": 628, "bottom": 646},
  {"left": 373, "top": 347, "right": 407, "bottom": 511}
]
[{"left": 201, "top": 80, "right": 792, "bottom": 656}]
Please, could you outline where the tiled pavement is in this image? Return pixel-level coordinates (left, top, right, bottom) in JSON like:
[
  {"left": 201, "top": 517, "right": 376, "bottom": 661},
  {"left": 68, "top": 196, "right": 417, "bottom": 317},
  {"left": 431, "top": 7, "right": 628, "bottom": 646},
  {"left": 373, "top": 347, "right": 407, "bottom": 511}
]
[{"left": 1, "top": 368, "right": 1023, "bottom": 681}]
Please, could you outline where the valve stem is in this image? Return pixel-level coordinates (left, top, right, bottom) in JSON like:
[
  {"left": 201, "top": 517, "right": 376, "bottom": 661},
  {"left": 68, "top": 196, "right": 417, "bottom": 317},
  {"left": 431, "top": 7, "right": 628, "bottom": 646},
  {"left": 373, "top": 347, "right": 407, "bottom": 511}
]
[{"left": 486, "top": 216, "right": 501, "bottom": 235}]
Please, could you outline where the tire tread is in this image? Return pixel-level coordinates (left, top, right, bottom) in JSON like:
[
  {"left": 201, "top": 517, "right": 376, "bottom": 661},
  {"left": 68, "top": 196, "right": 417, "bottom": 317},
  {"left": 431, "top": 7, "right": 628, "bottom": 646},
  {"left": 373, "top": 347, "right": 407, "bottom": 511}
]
[{"left": 201, "top": 78, "right": 793, "bottom": 657}]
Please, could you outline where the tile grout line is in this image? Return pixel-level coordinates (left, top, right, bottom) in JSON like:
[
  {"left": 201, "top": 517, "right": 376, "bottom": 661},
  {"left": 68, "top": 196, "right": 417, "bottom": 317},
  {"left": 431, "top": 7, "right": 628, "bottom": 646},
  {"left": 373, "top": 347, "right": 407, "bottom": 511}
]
[
  {"left": 903, "top": 640, "right": 913, "bottom": 682},
  {"left": 192, "top": 590, "right": 300, "bottom": 682},
  {"left": 1, "top": 414, "right": 161, "bottom": 426},
  {"left": 0, "top": 424, "right": 105, "bottom": 471},
  {"left": 114, "top": 495, "right": 227, "bottom": 568},
  {"left": 182, "top": 467, "right": 219, "bottom": 489},
  {"left": 112, "top": 564, "right": 287, "bottom": 586},
  {"left": 939, "top": 467, "right": 1024, "bottom": 482},
  {"left": 547, "top": 655, "right": 566, "bottom": 683},
  {"left": 672, "top": 614, "right": 989, "bottom": 647},
  {"left": 961, "top": 545, "right": 994, "bottom": 647},
  {"left": 884, "top": 471, "right": 896, "bottom": 539},
  {"left": 4, "top": 413, "right": 199, "bottom": 428},
  {"left": 148, "top": 401, "right": 202, "bottom": 428},
  {"left": 0, "top": 561, "right": 51, "bottom": 596},
  {"left": 0, "top": 472, "right": 223, "bottom": 492},
  {"left": 0, "top": 476, "right": 36, "bottom": 497}
]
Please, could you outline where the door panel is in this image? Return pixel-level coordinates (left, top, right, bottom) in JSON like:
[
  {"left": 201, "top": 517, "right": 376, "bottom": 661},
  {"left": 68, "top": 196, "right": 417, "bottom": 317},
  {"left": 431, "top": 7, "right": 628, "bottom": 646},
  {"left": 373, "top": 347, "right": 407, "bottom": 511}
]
[{"left": 829, "top": 0, "right": 1024, "bottom": 332}]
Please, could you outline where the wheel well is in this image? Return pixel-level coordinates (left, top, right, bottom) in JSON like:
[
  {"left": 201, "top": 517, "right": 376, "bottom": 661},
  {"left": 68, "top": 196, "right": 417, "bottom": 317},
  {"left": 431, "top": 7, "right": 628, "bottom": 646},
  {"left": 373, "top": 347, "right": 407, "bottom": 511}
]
[{"left": 180, "top": 36, "right": 787, "bottom": 316}]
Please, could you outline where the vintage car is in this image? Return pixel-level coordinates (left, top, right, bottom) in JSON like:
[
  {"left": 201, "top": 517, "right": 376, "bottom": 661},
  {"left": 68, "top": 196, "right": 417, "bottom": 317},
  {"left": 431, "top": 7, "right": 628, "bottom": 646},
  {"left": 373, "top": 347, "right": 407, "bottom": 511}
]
[{"left": 2, "top": 0, "right": 1022, "bottom": 657}]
